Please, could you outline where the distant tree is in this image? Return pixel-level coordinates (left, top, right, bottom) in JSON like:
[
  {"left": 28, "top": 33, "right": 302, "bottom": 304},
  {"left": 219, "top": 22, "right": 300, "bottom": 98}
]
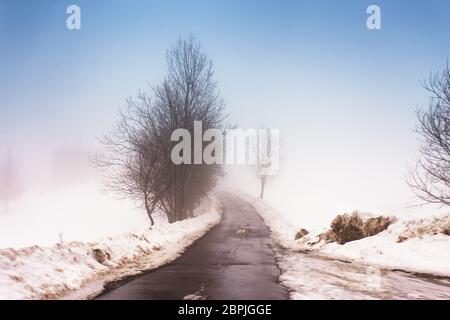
[
  {"left": 407, "top": 65, "right": 450, "bottom": 207},
  {"left": 252, "top": 127, "right": 279, "bottom": 199},
  {"left": 97, "top": 36, "right": 226, "bottom": 225},
  {"left": 0, "top": 153, "right": 20, "bottom": 214}
]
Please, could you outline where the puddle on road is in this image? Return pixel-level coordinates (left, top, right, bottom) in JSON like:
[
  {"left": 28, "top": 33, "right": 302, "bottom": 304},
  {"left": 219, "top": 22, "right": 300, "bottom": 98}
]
[
  {"left": 236, "top": 228, "right": 250, "bottom": 236},
  {"left": 183, "top": 285, "right": 208, "bottom": 300},
  {"left": 183, "top": 293, "right": 208, "bottom": 300}
]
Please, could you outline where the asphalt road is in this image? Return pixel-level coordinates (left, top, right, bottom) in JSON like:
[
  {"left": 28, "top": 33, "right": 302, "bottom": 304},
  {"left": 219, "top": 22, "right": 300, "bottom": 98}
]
[{"left": 97, "top": 192, "right": 289, "bottom": 300}]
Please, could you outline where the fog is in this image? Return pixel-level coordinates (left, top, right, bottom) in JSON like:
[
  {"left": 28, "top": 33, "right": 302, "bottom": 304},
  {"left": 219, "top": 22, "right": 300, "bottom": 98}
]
[{"left": 1, "top": 0, "right": 449, "bottom": 247}]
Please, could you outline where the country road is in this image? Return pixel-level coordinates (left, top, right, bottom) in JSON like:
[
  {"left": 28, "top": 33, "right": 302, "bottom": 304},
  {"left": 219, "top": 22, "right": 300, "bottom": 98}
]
[
  {"left": 97, "top": 193, "right": 289, "bottom": 299},
  {"left": 96, "top": 193, "right": 450, "bottom": 300}
]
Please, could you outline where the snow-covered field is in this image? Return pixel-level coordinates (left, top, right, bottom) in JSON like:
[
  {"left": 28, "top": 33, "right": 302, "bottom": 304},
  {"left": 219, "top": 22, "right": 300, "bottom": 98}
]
[
  {"left": 0, "top": 182, "right": 153, "bottom": 248},
  {"left": 237, "top": 192, "right": 450, "bottom": 277},
  {"left": 0, "top": 194, "right": 222, "bottom": 300}
]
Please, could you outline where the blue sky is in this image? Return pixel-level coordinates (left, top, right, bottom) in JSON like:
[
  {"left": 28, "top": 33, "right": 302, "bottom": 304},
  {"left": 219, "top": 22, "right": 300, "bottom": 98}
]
[
  {"left": 0, "top": 0, "right": 449, "bottom": 139},
  {"left": 0, "top": 0, "right": 449, "bottom": 225}
]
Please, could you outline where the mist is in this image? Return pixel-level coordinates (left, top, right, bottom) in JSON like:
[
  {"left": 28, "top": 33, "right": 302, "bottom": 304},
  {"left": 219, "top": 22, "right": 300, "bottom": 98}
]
[{"left": 1, "top": 0, "right": 449, "bottom": 248}]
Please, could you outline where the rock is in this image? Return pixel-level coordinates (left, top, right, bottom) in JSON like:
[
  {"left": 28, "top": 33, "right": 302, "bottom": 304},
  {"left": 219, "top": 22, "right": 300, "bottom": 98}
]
[
  {"left": 294, "top": 229, "right": 309, "bottom": 240},
  {"left": 92, "top": 248, "right": 111, "bottom": 264}
]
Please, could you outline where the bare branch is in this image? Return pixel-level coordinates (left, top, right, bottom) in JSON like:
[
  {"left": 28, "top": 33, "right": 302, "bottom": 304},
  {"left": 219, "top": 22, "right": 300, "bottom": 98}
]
[{"left": 407, "top": 64, "right": 450, "bottom": 207}]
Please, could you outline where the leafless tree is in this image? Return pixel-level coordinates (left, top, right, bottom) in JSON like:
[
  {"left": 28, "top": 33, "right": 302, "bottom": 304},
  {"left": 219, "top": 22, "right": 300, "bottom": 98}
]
[
  {"left": 252, "top": 127, "right": 278, "bottom": 199},
  {"left": 97, "top": 36, "right": 226, "bottom": 225},
  {"left": 407, "top": 65, "right": 450, "bottom": 207},
  {"left": 95, "top": 94, "right": 165, "bottom": 226},
  {"left": 0, "top": 153, "right": 20, "bottom": 214},
  {"left": 152, "top": 36, "right": 225, "bottom": 222}
]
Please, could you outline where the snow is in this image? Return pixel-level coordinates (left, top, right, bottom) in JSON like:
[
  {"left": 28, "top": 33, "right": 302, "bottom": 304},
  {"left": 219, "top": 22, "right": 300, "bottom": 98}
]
[
  {"left": 237, "top": 192, "right": 450, "bottom": 281},
  {"left": 316, "top": 213, "right": 450, "bottom": 277},
  {"left": 0, "top": 196, "right": 222, "bottom": 300},
  {"left": 0, "top": 182, "right": 152, "bottom": 248},
  {"left": 274, "top": 247, "right": 450, "bottom": 300}
]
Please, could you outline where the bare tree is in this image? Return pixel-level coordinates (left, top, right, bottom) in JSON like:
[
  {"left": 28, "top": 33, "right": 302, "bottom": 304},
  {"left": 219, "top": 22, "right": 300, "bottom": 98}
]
[
  {"left": 407, "top": 65, "right": 450, "bottom": 206},
  {"left": 252, "top": 127, "right": 279, "bottom": 199},
  {"left": 0, "top": 153, "right": 20, "bottom": 214},
  {"left": 97, "top": 36, "right": 226, "bottom": 225},
  {"left": 95, "top": 94, "right": 165, "bottom": 226},
  {"left": 152, "top": 36, "right": 225, "bottom": 222}
]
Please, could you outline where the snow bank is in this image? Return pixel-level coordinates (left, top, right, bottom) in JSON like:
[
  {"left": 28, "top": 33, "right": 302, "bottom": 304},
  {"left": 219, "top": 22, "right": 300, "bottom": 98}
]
[
  {"left": 238, "top": 192, "right": 450, "bottom": 277},
  {"left": 0, "top": 196, "right": 222, "bottom": 300},
  {"left": 317, "top": 213, "right": 450, "bottom": 276}
]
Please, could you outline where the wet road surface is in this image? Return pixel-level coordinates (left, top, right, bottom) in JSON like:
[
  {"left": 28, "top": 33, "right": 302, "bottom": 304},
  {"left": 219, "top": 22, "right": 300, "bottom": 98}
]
[
  {"left": 275, "top": 248, "right": 450, "bottom": 299},
  {"left": 97, "top": 192, "right": 289, "bottom": 300}
]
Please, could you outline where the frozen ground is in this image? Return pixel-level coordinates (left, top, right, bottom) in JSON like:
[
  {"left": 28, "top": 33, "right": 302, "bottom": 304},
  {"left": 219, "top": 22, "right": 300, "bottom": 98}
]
[
  {"left": 0, "top": 195, "right": 222, "bottom": 300},
  {"left": 0, "top": 182, "right": 152, "bottom": 248},
  {"left": 235, "top": 192, "right": 450, "bottom": 299}
]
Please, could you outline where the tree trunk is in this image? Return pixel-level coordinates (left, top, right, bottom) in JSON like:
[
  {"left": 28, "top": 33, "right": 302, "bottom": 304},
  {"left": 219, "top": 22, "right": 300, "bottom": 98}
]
[
  {"left": 173, "top": 167, "right": 187, "bottom": 222},
  {"left": 260, "top": 177, "right": 266, "bottom": 199},
  {"left": 144, "top": 195, "right": 155, "bottom": 226},
  {"left": 147, "top": 212, "right": 155, "bottom": 227}
]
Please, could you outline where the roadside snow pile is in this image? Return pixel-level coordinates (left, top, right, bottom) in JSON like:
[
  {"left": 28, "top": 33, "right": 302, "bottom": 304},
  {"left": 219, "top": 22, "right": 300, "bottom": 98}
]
[
  {"left": 315, "top": 212, "right": 450, "bottom": 276},
  {"left": 239, "top": 192, "right": 450, "bottom": 277},
  {"left": 309, "top": 211, "right": 395, "bottom": 245},
  {"left": 0, "top": 196, "right": 222, "bottom": 300},
  {"left": 396, "top": 213, "right": 450, "bottom": 242}
]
